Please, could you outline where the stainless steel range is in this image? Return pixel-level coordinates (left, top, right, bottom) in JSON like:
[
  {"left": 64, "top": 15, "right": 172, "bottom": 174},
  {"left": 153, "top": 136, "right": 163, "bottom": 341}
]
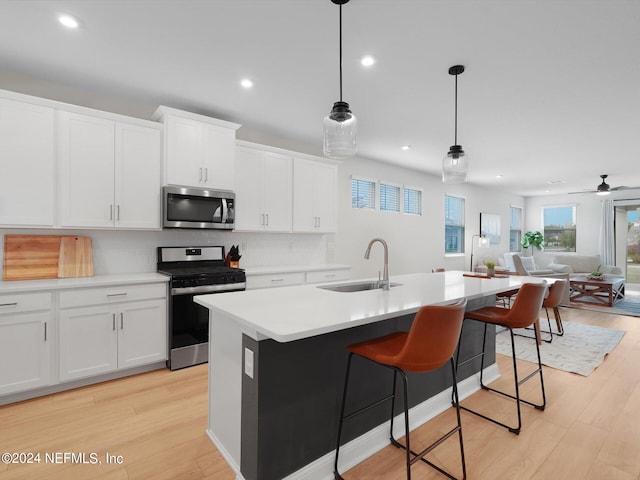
[{"left": 157, "top": 246, "right": 246, "bottom": 370}]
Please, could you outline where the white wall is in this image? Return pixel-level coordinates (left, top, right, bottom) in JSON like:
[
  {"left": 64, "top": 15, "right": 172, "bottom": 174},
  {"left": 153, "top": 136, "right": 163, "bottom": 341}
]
[{"left": 332, "top": 156, "right": 525, "bottom": 279}]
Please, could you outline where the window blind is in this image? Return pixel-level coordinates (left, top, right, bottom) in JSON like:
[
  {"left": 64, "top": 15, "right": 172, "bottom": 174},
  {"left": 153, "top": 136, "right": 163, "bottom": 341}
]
[
  {"left": 351, "top": 178, "right": 375, "bottom": 209},
  {"left": 380, "top": 183, "right": 400, "bottom": 212}
]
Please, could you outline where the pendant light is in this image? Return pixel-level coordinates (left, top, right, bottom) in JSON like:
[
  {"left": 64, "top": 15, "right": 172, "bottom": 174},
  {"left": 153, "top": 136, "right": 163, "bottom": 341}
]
[
  {"left": 442, "top": 65, "right": 468, "bottom": 183},
  {"left": 323, "top": 0, "right": 357, "bottom": 159}
]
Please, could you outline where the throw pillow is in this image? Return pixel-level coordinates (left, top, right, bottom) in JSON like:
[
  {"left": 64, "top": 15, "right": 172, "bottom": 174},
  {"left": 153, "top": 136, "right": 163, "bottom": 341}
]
[{"left": 548, "top": 263, "right": 573, "bottom": 274}]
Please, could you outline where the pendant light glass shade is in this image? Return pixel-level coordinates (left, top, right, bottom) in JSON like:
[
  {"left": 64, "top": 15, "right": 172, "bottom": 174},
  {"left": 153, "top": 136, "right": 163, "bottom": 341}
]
[
  {"left": 443, "top": 65, "right": 468, "bottom": 183},
  {"left": 442, "top": 145, "right": 468, "bottom": 183},
  {"left": 323, "top": 0, "right": 357, "bottom": 159},
  {"left": 324, "top": 101, "right": 357, "bottom": 159}
]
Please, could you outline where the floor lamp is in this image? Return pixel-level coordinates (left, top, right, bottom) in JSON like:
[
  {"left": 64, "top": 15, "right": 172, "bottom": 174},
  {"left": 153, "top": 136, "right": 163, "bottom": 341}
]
[{"left": 470, "top": 234, "right": 489, "bottom": 271}]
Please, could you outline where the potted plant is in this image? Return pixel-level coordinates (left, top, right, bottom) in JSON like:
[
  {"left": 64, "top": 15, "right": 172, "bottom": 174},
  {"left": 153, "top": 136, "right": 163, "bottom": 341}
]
[
  {"left": 484, "top": 260, "right": 496, "bottom": 277},
  {"left": 521, "top": 231, "right": 544, "bottom": 256}
]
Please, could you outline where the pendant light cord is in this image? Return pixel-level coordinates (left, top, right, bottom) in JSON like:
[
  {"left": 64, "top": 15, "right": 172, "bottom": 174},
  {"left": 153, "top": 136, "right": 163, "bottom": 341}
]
[
  {"left": 339, "top": 4, "right": 343, "bottom": 102},
  {"left": 454, "top": 73, "right": 458, "bottom": 145}
]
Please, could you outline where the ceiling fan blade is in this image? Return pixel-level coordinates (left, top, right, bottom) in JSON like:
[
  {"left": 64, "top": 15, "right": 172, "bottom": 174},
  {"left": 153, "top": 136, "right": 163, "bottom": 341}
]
[
  {"left": 568, "top": 190, "right": 597, "bottom": 194},
  {"left": 611, "top": 185, "right": 640, "bottom": 191}
]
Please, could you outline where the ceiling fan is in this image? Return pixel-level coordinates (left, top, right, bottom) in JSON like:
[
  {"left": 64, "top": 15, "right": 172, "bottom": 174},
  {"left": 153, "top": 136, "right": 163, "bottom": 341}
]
[{"left": 569, "top": 174, "right": 640, "bottom": 195}]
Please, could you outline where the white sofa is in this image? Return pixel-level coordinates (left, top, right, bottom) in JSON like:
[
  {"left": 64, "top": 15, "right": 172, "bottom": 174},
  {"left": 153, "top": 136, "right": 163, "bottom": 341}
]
[{"left": 547, "top": 254, "right": 624, "bottom": 277}]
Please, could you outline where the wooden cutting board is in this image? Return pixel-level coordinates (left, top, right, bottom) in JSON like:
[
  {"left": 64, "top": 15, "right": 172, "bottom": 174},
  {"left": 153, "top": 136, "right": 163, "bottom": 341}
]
[
  {"left": 58, "top": 236, "right": 94, "bottom": 278},
  {"left": 3, "top": 235, "right": 62, "bottom": 281}
]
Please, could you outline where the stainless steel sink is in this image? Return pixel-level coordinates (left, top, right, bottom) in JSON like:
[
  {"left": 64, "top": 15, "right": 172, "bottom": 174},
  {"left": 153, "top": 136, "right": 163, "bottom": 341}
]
[{"left": 317, "top": 281, "right": 401, "bottom": 293}]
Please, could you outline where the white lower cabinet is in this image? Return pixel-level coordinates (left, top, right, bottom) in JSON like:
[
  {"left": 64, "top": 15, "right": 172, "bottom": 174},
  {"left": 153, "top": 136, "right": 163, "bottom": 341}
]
[
  {"left": 59, "top": 299, "right": 166, "bottom": 381},
  {"left": 0, "top": 293, "right": 52, "bottom": 396},
  {"left": 59, "top": 284, "right": 167, "bottom": 382}
]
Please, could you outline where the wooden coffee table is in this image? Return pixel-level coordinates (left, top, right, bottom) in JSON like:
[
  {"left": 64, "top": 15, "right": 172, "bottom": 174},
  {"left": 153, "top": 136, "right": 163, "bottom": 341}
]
[{"left": 569, "top": 275, "right": 626, "bottom": 307}]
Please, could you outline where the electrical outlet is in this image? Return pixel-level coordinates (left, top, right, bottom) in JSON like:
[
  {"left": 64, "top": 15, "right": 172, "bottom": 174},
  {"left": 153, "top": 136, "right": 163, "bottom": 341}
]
[{"left": 244, "top": 347, "right": 254, "bottom": 379}]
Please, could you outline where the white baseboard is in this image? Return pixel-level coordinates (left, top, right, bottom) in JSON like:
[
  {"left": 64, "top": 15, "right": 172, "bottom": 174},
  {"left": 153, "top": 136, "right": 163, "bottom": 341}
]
[
  {"left": 206, "top": 428, "right": 244, "bottom": 479},
  {"left": 282, "top": 364, "right": 500, "bottom": 480}
]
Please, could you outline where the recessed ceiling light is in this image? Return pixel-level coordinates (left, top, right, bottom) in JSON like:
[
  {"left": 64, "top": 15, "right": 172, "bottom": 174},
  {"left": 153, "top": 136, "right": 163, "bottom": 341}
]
[
  {"left": 361, "top": 55, "right": 376, "bottom": 67},
  {"left": 240, "top": 79, "right": 253, "bottom": 88},
  {"left": 401, "top": 145, "right": 411, "bottom": 151},
  {"left": 496, "top": 174, "right": 503, "bottom": 179},
  {"left": 58, "top": 14, "right": 79, "bottom": 29}
]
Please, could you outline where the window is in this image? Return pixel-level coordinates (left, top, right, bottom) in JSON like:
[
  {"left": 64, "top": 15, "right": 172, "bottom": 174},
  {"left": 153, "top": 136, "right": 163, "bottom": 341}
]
[
  {"left": 445, "top": 195, "right": 465, "bottom": 254},
  {"left": 380, "top": 183, "right": 400, "bottom": 212},
  {"left": 509, "top": 206, "right": 523, "bottom": 252},
  {"left": 404, "top": 188, "right": 422, "bottom": 215},
  {"left": 543, "top": 205, "right": 576, "bottom": 252},
  {"left": 351, "top": 178, "right": 375, "bottom": 209}
]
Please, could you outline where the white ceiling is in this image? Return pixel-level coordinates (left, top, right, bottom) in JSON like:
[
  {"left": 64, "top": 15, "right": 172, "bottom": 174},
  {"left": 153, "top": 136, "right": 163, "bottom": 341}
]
[{"left": 1, "top": 0, "right": 640, "bottom": 197}]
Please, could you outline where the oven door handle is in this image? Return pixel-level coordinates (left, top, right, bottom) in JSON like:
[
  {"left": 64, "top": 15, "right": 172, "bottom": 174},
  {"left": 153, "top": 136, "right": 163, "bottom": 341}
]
[{"left": 171, "top": 283, "right": 246, "bottom": 295}]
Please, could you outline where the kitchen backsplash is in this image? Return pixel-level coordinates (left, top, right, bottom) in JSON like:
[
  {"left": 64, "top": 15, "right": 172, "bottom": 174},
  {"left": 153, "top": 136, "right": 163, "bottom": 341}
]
[{"left": 0, "top": 229, "right": 331, "bottom": 277}]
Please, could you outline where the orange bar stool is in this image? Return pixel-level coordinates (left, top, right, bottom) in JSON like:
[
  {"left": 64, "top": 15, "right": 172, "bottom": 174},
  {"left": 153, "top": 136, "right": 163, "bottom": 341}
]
[
  {"left": 334, "top": 299, "right": 468, "bottom": 480},
  {"left": 542, "top": 279, "right": 566, "bottom": 340},
  {"left": 455, "top": 282, "right": 547, "bottom": 435},
  {"left": 515, "top": 279, "right": 567, "bottom": 343}
]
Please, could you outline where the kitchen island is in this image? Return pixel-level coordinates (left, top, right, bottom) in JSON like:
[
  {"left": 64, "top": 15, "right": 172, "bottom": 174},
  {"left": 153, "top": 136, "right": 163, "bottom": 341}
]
[{"left": 195, "top": 271, "right": 549, "bottom": 480}]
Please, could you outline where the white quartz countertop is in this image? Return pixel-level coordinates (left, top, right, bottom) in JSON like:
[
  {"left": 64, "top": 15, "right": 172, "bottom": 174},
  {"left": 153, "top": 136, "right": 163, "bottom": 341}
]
[
  {"left": 0, "top": 273, "right": 169, "bottom": 294},
  {"left": 243, "top": 264, "right": 351, "bottom": 275},
  {"left": 195, "top": 271, "right": 551, "bottom": 343}
]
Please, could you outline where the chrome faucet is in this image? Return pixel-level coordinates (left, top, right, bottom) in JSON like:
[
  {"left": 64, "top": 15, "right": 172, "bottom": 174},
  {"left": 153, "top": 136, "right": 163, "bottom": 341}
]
[{"left": 364, "top": 238, "right": 389, "bottom": 290}]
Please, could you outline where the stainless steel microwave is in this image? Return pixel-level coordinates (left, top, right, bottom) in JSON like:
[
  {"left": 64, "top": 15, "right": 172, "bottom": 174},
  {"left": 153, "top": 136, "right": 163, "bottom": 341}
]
[{"left": 163, "top": 186, "right": 235, "bottom": 230}]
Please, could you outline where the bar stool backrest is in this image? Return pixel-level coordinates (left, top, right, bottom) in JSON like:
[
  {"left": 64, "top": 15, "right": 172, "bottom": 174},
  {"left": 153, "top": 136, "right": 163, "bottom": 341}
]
[
  {"left": 394, "top": 298, "right": 467, "bottom": 372},
  {"left": 504, "top": 282, "right": 548, "bottom": 329},
  {"left": 543, "top": 279, "right": 566, "bottom": 308}
]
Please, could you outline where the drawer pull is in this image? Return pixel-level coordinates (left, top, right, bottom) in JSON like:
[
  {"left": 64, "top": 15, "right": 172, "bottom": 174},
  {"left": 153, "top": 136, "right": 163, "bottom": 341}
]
[
  {"left": 271, "top": 278, "right": 285, "bottom": 282},
  {"left": 44, "top": 322, "right": 47, "bottom": 342},
  {"left": 107, "top": 293, "right": 127, "bottom": 298},
  {"left": 0, "top": 302, "right": 18, "bottom": 307}
]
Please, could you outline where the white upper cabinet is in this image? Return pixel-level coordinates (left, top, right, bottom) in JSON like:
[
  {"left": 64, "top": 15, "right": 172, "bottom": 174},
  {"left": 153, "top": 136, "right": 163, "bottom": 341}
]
[
  {"left": 0, "top": 97, "right": 55, "bottom": 227},
  {"left": 153, "top": 106, "right": 240, "bottom": 190},
  {"left": 58, "top": 111, "right": 162, "bottom": 229},
  {"left": 115, "top": 123, "right": 162, "bottom": 229},
  {"left": 235, "top": 144, "right": 292, "bottom": 232},
  {"left": 292, "top": 158, "right": 338, "bottom": 233}
]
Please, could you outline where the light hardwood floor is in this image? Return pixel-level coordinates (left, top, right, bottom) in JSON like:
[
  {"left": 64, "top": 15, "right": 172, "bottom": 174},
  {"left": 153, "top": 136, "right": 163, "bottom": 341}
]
[{"left": 1, "top": 307, "right": 639, "bottom": 480}]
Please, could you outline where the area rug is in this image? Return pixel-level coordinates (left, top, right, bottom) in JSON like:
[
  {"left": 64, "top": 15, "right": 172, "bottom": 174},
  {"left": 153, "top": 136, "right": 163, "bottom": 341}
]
[{"left": 495, "top": 321, "right": 625, "bottom": 376}]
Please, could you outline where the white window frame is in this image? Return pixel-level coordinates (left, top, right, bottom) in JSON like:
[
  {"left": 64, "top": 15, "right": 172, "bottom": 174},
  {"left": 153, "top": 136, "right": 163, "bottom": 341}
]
[
  {"left": 542, "top": 203, "right": 577, "bottom": 252},
  {"left": 403, "top": 185, "right": 423, "bottom": 216},
  {"left": 509, "top": 205, "right": 523, "bottom": 252},
  {"left": 379, "top": 181, "right": 402, "bottom": 213},
  {"left": 444, "top": 194, "right": 466, "bottom": 257},
  {"left": 351, "top": 176, "right": 376, "bottom": 210}
]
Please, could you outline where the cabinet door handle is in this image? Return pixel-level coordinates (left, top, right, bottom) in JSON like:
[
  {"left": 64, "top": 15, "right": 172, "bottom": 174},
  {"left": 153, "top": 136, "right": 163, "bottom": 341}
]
[
  {"left": 317, "top": 216, "right": 321, "bottom": 228},
  {"left": 0, "top": 302, "right": 18, "bottom": 307},
  {"left": 116, "top": 205, "right": 120, "bottom": 221},
  {"left": 265, "top": 213, "right": 269, "bottom": 226},
  {"left": 199, "top": 167, "right": 203, "bottom": 181},
  {"left": 120, "top": 312, "right": 124, "bottom": 330},
  {"left": 261, "top": 213, "right": 265, "bottom": 226},
  {"left": 44, "top": 322, "right": 47, "bottom": 342},
  {"left": 112, "top": 313, "right": 116, "bottom": 331},
  {"left": 109, "top": 204, "right": 113, "bottom": 221},
  {"left": 204, "top": 168, "right": 208, "bottom": 182}
]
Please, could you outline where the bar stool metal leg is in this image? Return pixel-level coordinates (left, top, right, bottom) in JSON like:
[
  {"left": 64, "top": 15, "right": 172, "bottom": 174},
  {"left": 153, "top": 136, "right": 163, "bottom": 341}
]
[{"left": 456, "top": 321, "right": 546, "bottom": 435}]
